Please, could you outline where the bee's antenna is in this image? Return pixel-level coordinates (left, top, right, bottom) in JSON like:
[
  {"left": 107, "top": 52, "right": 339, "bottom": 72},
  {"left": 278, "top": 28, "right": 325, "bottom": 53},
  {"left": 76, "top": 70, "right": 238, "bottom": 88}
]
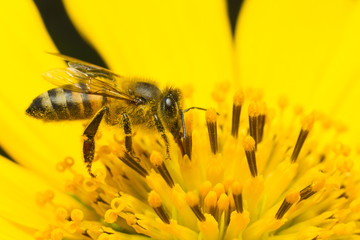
[
  {"left": 184, "top": 107, "right": 220, "bottom": 115},
  {"left": 180, "top": 110, "right": 186, "bottom": 139}
]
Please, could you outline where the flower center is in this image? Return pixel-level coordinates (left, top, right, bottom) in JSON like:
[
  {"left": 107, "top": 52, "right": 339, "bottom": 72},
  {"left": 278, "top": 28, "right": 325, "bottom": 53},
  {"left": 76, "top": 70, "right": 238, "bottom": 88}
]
[{"left": 34, "top": 86, "right": 359, "bottom": 240}]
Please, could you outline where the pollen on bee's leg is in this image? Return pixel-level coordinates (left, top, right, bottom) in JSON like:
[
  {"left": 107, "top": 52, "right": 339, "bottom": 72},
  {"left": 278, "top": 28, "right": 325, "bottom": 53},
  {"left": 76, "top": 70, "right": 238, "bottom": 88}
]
[
  {"left": 148, "top": 191, "right": 170, "bottom": 224},
  {"left": 248, "top": 102, "right": 260, "bottom": 150},
  {"left": 291, "top": 114, "right": 314, "bottom": 163},
  {"left": 231, "top": 181, "right": 243, "bottom": 213},
  {"left": 184, "top": 114, "right": 193, "bottom": 159},
  {"left": 231, "top": 90, "right": 244, "bottom": 138},
  {"left": 206, "top": 108, "right": 218, "bottom": 154},
  {"left": 275, "top": 190, "right": 300, "bottom": 219},
  {"left": 243, "top": 136, "right": 257, "bottom": 177},
  {"left": 186, "top": 192, "right": 205, "bottom": 221},
  {"left": 150, "top": 151, "right": 174, "bottom": 188}
]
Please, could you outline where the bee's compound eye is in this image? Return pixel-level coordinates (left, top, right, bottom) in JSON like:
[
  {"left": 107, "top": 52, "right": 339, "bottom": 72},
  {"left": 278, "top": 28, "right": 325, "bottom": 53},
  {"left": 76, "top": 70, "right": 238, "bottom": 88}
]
[{"left": 161, "top": 96, "right": 177, "bottom": 119}]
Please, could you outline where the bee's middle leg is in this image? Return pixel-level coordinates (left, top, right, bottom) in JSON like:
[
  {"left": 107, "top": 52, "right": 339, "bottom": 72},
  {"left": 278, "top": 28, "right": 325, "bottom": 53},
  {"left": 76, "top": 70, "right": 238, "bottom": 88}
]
[
  {"left": 121, "top": 112, "right": 133, "bottom": 153},
  {"left": 83, "top": 106, "right": 108, "bottom": 176},
  {"left": 153, "top": 114, "right": 170, "bottom": 159}
]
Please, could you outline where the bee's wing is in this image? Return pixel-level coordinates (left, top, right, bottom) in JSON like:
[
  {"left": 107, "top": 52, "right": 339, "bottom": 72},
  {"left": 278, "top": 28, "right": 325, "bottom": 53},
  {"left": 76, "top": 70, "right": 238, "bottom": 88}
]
[
  {"left": 46, "top": 52, "right": 121, "bottom": 78},
  {"left": 43, "top": 68, "right": 135, "bottom": 102}
]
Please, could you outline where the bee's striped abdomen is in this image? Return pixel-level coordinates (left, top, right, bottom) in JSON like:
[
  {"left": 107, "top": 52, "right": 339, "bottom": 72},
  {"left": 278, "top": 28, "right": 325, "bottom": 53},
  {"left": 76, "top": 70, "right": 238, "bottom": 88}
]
[{"left": 26, "top": 88, "right": 106, "bottom": 121}]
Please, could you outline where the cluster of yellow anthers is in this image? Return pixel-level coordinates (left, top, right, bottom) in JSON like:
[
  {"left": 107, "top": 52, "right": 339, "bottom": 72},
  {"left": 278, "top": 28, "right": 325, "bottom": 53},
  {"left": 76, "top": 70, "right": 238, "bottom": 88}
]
[{"left": 35, "top": 86, "right": 360, "bottom": 240}]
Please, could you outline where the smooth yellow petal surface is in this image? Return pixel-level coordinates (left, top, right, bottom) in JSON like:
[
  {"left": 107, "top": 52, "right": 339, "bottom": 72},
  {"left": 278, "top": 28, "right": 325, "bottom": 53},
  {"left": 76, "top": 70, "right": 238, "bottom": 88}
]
[
  {"left": 0, "top": 217, "right": 33, "bottom": 240},
  {"left": 0, "top": 1, "right": 86, "bottom": 183},
  {"left": 64, "top": 0, "right": 234, "bottom": 106},
  {"left": 0, "top": 156, "right": 87, "bottom": 232},
  {"left": 236, "top": 0, "right": 360, "bottom": 141}
]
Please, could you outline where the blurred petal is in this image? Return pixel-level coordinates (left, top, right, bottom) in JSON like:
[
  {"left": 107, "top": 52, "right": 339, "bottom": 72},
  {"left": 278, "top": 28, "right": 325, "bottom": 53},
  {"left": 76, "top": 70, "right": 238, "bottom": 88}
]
[
  {"left": 0, "top": 1, "right": 86, "bottom": 183},
  {"left": 236, "top": 0, "right": 354, "bottom": 105},
  {"left": 236, "top": 0, "right": 360, "bottom": 141},
  {"left": 0, "top": 218, "right": 33, "bottom": 240},
  {"left": 64, "top": 0, "right": 234, "bottom": 106},
  {"left": 0, "top": 156, "right": 88, "bottom": 231}
]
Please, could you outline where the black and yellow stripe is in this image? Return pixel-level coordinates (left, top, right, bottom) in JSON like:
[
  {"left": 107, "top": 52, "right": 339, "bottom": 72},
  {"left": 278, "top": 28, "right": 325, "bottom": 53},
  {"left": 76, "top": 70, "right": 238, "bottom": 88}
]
[{"left": 26, "top": 88, "right": 106, "bottom": 121}]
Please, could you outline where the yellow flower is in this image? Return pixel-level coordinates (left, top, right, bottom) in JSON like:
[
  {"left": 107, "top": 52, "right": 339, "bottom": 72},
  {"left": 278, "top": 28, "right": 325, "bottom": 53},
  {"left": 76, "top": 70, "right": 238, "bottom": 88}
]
[{"left": 1, "top": 1, "right": 360, "bottom": 240}]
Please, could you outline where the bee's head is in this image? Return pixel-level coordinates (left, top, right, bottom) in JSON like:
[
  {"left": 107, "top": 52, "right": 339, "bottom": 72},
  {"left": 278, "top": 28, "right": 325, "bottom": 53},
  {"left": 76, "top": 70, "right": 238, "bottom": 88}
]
[{"left": 160, "top": 88, "right": 183, "bottom": 140}]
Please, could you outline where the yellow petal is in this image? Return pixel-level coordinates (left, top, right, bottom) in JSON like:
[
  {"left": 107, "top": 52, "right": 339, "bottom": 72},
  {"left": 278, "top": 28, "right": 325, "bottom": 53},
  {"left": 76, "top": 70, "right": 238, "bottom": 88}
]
[
  {"left": 0, "top": 217, "right": 33, "bottom": 240},
  {"left": 0, "top": 1, "right": 86, "bottom": 181},
  {"left": 63, "top": 0, "right": 234, "bottom": 106},
  {"left": 0, "top": 155, "right": 89, "bottom": 231},
  {"left": 236, "top": 0, "right": 355, "bottom": 108}
]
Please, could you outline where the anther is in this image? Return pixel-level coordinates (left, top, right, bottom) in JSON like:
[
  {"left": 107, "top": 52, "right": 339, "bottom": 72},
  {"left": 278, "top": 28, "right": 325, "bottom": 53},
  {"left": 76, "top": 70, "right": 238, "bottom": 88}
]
[
  {"left": 258, "top": 102, "right": 267, "bottom": 143},
  {"left": 104, "top": 209, "right": 118, "bottom": 223},
  {"left": 275, "top": 191, "right": 300, "bottom": 219},
  {"left": 63, "top": 156, "right": 75, "bottom": 168},
  {"left": 184, "top": 114, "right": 193, "bottom": 159},
  {"left": 55, "top": 207, "right": 69, "bottom": 221},
  {"left": 148, "top": 191, "right": 170, "bottom": 224},
  {"left": 150, "top": 151, "right": 174, "bottom": 188},
  {"left": 199, "top": 181, "right": 212, "bottom": 203},
  {"left": 213, "top": 183, "right": 225, "bottom": 198},
  {"left": 217, "top": 193, "right": 230, "bottom": 221},
  {"left": 50, "top": 228, "right": 63, "bottom": 240},
  {"left": 204, "top": 190, "right": 218, "bottom": 217},
  {"left": 300, "top": 175, "right": 325, "bottom": 201},
  {"left": 248, "top": 102, "right": 260, "bottom": 150},
  {"left": 206, "top": 108, "right": 218, "bottom": 154},
  {"left": 231, "top": 181, "right": 243, "bottom": 213},
  {"left": 231, "top": 90, "right": 244, "bottom": 138},
  {"left": 186, "top": 192, "right": 205, "bottom": 221},
  {"left": 243, "top": 136, "right": 257, "bottom": 177},
  {"left": 118, "top": 151, "right": 148, "bottom": 177},
  {"left": 111, "top": 197, "right": 126, "bottom": 213},
  {"left": 83, "top": 178, "right": 99, "bottom": 192},
  {"left": 71, "top": 209, "right": 84, "bottom": 222},
  {"left": 291, "top": 114, "right": 314, "bottom": 162}
]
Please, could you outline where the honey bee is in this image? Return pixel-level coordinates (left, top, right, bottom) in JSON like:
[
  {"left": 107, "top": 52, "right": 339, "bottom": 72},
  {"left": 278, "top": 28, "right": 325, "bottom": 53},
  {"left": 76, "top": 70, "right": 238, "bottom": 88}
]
[{"left": 26, "top": 53, "right": 186, "bottom": 176}]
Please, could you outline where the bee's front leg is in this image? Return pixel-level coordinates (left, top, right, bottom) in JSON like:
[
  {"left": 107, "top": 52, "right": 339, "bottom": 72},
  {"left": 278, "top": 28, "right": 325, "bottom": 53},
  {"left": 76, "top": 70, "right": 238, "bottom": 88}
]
[
  {"left": 83, "top": 106, "right": 108, "bottom": 176},
  {"left": 153, "top": 114, "right": 170, "bottom": 159}
]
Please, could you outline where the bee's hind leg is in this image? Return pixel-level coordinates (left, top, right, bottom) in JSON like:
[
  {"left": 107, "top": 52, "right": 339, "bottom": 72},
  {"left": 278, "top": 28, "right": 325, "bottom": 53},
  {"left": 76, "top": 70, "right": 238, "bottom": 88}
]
[
  {"left": 153, "top": 114, "right": 170, "bottom": 159},
  {"left": 121, "top": 112, "right": 133, "bottom": 153},
  {"left": 83, "top": 106, "right": 108, "bottom": 177}
]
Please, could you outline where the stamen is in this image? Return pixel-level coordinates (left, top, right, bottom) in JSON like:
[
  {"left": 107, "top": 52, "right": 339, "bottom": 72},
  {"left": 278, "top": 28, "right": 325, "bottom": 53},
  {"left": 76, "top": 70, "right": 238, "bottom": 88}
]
[
  {"left": 275, "top": 191, "right": 300, "bottom": 219},
  {"left": 150, "top": 151, "right": 174, "bottom": 188},
  {"left": 248, "top": 102, "right": 260, "bottom": 150},
  {"left": 213, "top": 183, "right": 225, "bottom": 198},
  {"left": 50, "top": 228, "right": 63, "bottom": 240},
  {"left": 63, "top": 156, "right": 75, "bottom": 168},
  {"left": 70, "top": 209, "right": 84, "bottom": 222},
  {"left": 199, "top": 181, "right": 213, "bottom": 204},
  {"left": 111, "top": 197, "right": 126, "bottom": 213},
  {"left": 217, "top": 193, "right": 229, "bottom": 221},
  {"left": 231, "top": 90, "right": 244, "bottom": 138},
  {"left": 231, "top": 181, "right": 243, "bottom": 213},
  {"left": 148, "top": 191, "right": 170, "bottom": 224},
  {"left": 118, "top": 152, "right": 148, "bottom": 177},
  {"left": 184, "top": 114, "right": 193, "bottom": 159},
  {"left": 243, "top": 136, "right": 257, "bottom": 177},
  {"left": 300, "top": 175, "right": 325, "bottom": 201},
  {"left": 55, "top": 207, "right": 69, "bottom": 221},
  {"left": 291, "top": 114, "right": 314, "bottom": 162},
  {"left": 186, "top": 192, "right": 205, "bottom": 221},
  {"left": 206, "top": 108, "right": 218, "bottom": 154},
  {"left": 204, "top": 190, "right": 218, "bottom": 217},
  {"left": 258, "top": 102, "right": 266, "bottom": 143},
  {"left": 104, "top": 209, "right": 118, "bottom": 223}
]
